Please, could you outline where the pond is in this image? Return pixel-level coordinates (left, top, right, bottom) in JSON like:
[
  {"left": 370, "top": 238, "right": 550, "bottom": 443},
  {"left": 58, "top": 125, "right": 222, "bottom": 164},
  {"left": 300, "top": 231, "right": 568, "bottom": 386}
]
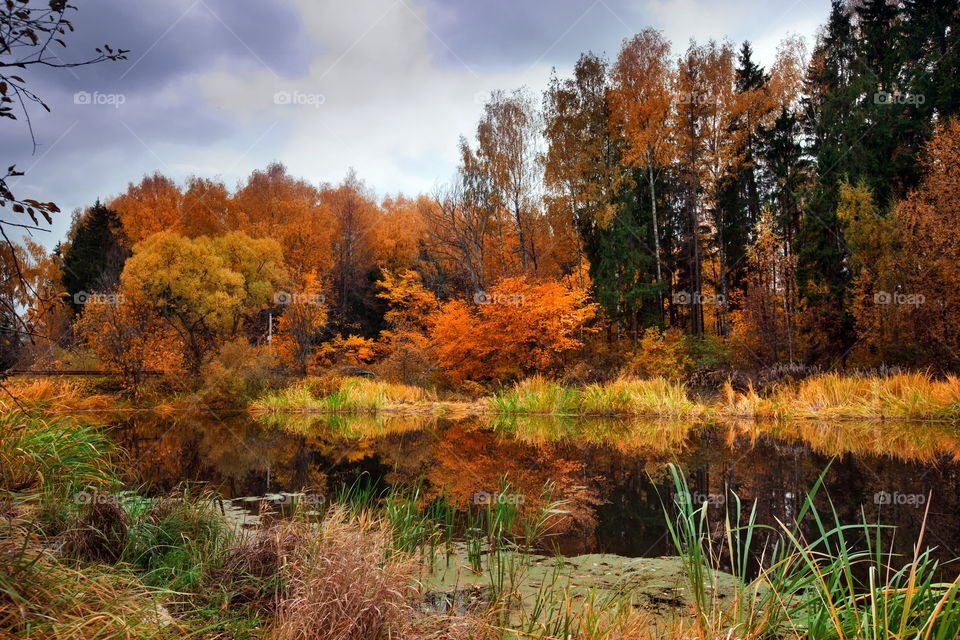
[{"left": 98, "top": 411, "right": 960, "bottom": 563}]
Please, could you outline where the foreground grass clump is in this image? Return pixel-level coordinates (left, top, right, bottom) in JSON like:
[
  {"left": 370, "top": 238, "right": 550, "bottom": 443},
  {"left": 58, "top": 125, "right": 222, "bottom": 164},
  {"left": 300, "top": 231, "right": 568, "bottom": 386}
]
[
  {"left": 250, "top": 376, "right": 434, "bottom": 413},
  {"left": 489, "top": 376, "right": 704, "bottom": 418},
  {"left": 0, "top": 413, "right": 116, "bottom": 498},
  {"left": 665, "top": 464, "right": 960, "bottom": 640}
]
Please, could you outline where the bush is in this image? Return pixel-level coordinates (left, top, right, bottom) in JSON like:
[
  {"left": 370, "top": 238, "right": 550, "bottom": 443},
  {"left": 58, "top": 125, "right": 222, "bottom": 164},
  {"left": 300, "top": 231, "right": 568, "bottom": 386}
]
[
  {"left": 625, "top": 327, "right": 695, "bottom": 380},
  {"left": 200, "top": 339, "right": 278, "bottom": 403}
]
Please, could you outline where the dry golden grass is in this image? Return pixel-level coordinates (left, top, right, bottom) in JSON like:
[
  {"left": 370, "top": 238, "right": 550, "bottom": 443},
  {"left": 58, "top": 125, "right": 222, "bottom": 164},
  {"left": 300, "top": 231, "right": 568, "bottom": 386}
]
[
  {"left": 721, "top": 372, "right": 960, "bottom": 421},
  {"left": 251, "top": 377, "right": 435, "bottom": 413},
  {"left": 0, "top": 378, "right": 118, "bottom": 414}
]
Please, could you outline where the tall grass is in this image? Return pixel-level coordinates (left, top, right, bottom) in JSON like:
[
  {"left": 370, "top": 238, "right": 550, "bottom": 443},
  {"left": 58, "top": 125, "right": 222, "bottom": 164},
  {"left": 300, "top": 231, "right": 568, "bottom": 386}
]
[
  {"left": 0, "top": 413, "right": 117, "bottom": 498},
  {"left": 250, "top": 376, "right": 434, "bottom": 413},
  {"left": 722, "top": 372, "right": 960, "bottom": 421},
  {"left": 490, "top": 376, "right": 704, "bottom": 418},
  {"left": 664, "top": 463, "right": 960, "bottom": 640}
]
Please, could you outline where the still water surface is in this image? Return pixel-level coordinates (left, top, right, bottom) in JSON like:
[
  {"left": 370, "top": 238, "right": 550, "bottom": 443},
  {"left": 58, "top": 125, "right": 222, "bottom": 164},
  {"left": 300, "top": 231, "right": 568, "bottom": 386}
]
[{"left": 100, "top": 411, "right": 960, "bottom": 562}]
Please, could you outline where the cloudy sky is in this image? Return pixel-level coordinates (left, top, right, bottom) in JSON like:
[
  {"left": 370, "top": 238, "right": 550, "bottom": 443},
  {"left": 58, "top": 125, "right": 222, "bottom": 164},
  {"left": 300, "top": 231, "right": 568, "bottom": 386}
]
[{"left": 2, "top": 0, "right": 828, "bottom": 247}]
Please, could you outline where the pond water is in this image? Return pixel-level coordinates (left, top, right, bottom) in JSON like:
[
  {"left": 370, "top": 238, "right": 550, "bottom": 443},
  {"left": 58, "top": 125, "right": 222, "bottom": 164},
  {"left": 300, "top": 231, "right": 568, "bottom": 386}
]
[{"left": 99, "top": 411, "right": 960, "bottom": 563}]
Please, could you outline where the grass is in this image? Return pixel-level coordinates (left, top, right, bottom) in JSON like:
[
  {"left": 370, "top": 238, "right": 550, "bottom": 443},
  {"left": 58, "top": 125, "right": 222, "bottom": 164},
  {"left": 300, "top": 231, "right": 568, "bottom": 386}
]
[
  {"left": 489, "top": 371, "right": 960, "bottom": 422},
  {"left": 489, "top": 376, "right": 704, "bottom": 418},
  {"left": 0, "top": 378, "right": 121, "bottom": 414},
  {"left": 663, "top": 463, "right": 960, "bottom": 640},
  {"left": 0, "top": 412, "right": 117, "bottom": 498},
  {"left": 8, "top": 400, "right": 960, "bottom": 638},
  {"left": 720, "top": 371, "right": 960, "bottom": 421},
  {"left": 250, "top": 376, "right": 435, "bottom": 413}
]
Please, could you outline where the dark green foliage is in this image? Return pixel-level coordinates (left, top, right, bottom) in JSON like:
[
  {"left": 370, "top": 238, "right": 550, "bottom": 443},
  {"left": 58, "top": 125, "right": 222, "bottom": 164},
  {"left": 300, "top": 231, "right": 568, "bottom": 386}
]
[{"left": 60, "top": 201, "right": 129, "bottom": 310}]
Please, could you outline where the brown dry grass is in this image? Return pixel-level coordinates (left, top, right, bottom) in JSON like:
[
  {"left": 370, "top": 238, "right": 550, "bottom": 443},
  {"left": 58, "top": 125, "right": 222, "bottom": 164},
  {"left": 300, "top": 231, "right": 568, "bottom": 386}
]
[
  {"left": 0, "top": 378, "right": 117, "bottom": 413},
  {"left": 270, "top": 508, "right": 418, "bottom": 640}
]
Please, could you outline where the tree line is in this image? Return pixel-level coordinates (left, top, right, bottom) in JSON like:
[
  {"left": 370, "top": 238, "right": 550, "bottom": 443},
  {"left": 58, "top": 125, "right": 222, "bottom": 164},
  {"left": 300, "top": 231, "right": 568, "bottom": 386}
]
[{"left": 6, "top": 0, "right": 960, "bottom": 382}]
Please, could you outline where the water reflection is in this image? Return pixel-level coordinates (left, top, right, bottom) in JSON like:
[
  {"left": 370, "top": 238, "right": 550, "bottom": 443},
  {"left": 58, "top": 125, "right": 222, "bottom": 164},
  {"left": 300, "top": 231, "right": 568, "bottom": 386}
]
[{"left": 101, "top": 411, "right": 960, "bottom": 562}]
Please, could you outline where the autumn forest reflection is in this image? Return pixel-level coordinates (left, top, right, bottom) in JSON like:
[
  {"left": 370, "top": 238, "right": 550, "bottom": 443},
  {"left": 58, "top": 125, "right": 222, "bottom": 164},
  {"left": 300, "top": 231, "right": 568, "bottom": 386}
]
[{"left": 106, "top": 412, "right": 960, "bottom": 560}]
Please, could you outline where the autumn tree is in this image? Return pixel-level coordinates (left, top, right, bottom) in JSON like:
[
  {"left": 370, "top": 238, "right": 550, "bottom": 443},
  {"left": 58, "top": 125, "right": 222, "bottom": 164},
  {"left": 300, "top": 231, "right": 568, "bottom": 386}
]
[
  {"left": 729, "top": 208, "right": 800, "bottom": 367},
  {"left": 544, "top": 52, "right": 620, "bottom": 283},
  {"left": 375, "top": 269, "right": 439, "bottom": 383},
  {"left": 609, "top": 29, "right": 675, "bottom": 317},
  {"left": 110, "top": 173, "right": 184, "bottom": 244},
  {"left": 74, "top": 290, "right": 184, "bottom": 384},
  {"left": 119, "top": 231, "right": 283, "bottom": 372},
  {"left": 421, "top": 148, "right": 494, "bottom": 295},
  {"left": 896, "top": 121, "right": 960, "bottom": 367},
  {"left": 274, "top": 271, "right": 328, "bottom": 375},
  {"left": 430, "top": 276, "right": 596, "bottom": 382},
  {"left": 324, "top": 170, "right": 380, "bottom": 333},
  {"left": 475, "top": 89, "right": 544, "bottom": 273},
  {"left": 233, "top": 162, "right": 333, "bottom": 278}
]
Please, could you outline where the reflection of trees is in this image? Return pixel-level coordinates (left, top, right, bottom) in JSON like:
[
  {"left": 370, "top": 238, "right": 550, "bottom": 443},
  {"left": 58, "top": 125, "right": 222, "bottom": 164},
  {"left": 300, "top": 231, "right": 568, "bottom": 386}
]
[
  {"left": 102, "top": 411, "right": 960, "bottom": 566},
  {"left": 423, "top": 422, "right": 602, "bottom": 553}
]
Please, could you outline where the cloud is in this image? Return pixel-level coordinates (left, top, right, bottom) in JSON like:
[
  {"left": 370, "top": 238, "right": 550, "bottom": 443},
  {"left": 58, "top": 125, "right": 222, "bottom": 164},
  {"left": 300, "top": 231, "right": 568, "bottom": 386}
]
[{"left": 194, "top": 0, "right": 553, "bottom": 195}]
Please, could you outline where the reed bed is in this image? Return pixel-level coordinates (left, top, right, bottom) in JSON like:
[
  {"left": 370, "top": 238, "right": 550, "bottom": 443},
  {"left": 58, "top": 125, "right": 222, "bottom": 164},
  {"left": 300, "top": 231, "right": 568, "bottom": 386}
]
[
  {"left": 250, "top": 376, "right": 434, "bottom": 413},
  {"left": 491, "top": 372, "right": 960, "bottom": 422},
  {"left": 489, "top": 376, "right": 704, "bottom": 418}
]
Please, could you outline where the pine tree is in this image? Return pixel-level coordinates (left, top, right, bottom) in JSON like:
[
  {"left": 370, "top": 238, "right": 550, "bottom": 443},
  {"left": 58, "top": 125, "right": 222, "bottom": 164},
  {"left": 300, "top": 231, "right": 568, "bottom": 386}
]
[{"left": 61, "top": 201, "right": 129, "bottom": 310}]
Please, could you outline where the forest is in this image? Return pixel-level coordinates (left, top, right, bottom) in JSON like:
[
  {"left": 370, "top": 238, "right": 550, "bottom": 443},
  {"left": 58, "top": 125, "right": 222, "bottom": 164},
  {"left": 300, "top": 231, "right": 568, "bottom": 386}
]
[{"left": 3, "top": 0, "right": 958, "bottom": 390}]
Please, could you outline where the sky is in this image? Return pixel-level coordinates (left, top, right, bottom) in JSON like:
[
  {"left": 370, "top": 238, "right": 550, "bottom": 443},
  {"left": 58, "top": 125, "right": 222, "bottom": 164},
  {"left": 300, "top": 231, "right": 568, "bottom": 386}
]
[{"left": 1, "top": 0, "right": 829, "bottom": 247}]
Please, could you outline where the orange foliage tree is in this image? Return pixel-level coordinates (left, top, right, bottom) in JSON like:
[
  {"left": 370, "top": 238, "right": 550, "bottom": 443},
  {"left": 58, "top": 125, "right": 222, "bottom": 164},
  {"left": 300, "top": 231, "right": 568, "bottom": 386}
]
[
  {"left": 430, "top": 276, "right": 596, "bottom": 382},
  {"left": 273, "top": 271, "right": 328, "bottom": 374},
  {"left": 897, "top": 120, "right": 960, "bottom": 367}
]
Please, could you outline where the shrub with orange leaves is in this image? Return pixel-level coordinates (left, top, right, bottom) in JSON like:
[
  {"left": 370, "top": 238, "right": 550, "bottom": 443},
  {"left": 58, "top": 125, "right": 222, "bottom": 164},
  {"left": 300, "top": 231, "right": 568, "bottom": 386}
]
[
  {"left": 312, "top": 334, "right": 379, "bottom": 370},
  {"left": 429, "top": 276, "right": 597, "bottom": 382},
  {"left": 73, "top": 290, "right": 184, "bottom": 385}
]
